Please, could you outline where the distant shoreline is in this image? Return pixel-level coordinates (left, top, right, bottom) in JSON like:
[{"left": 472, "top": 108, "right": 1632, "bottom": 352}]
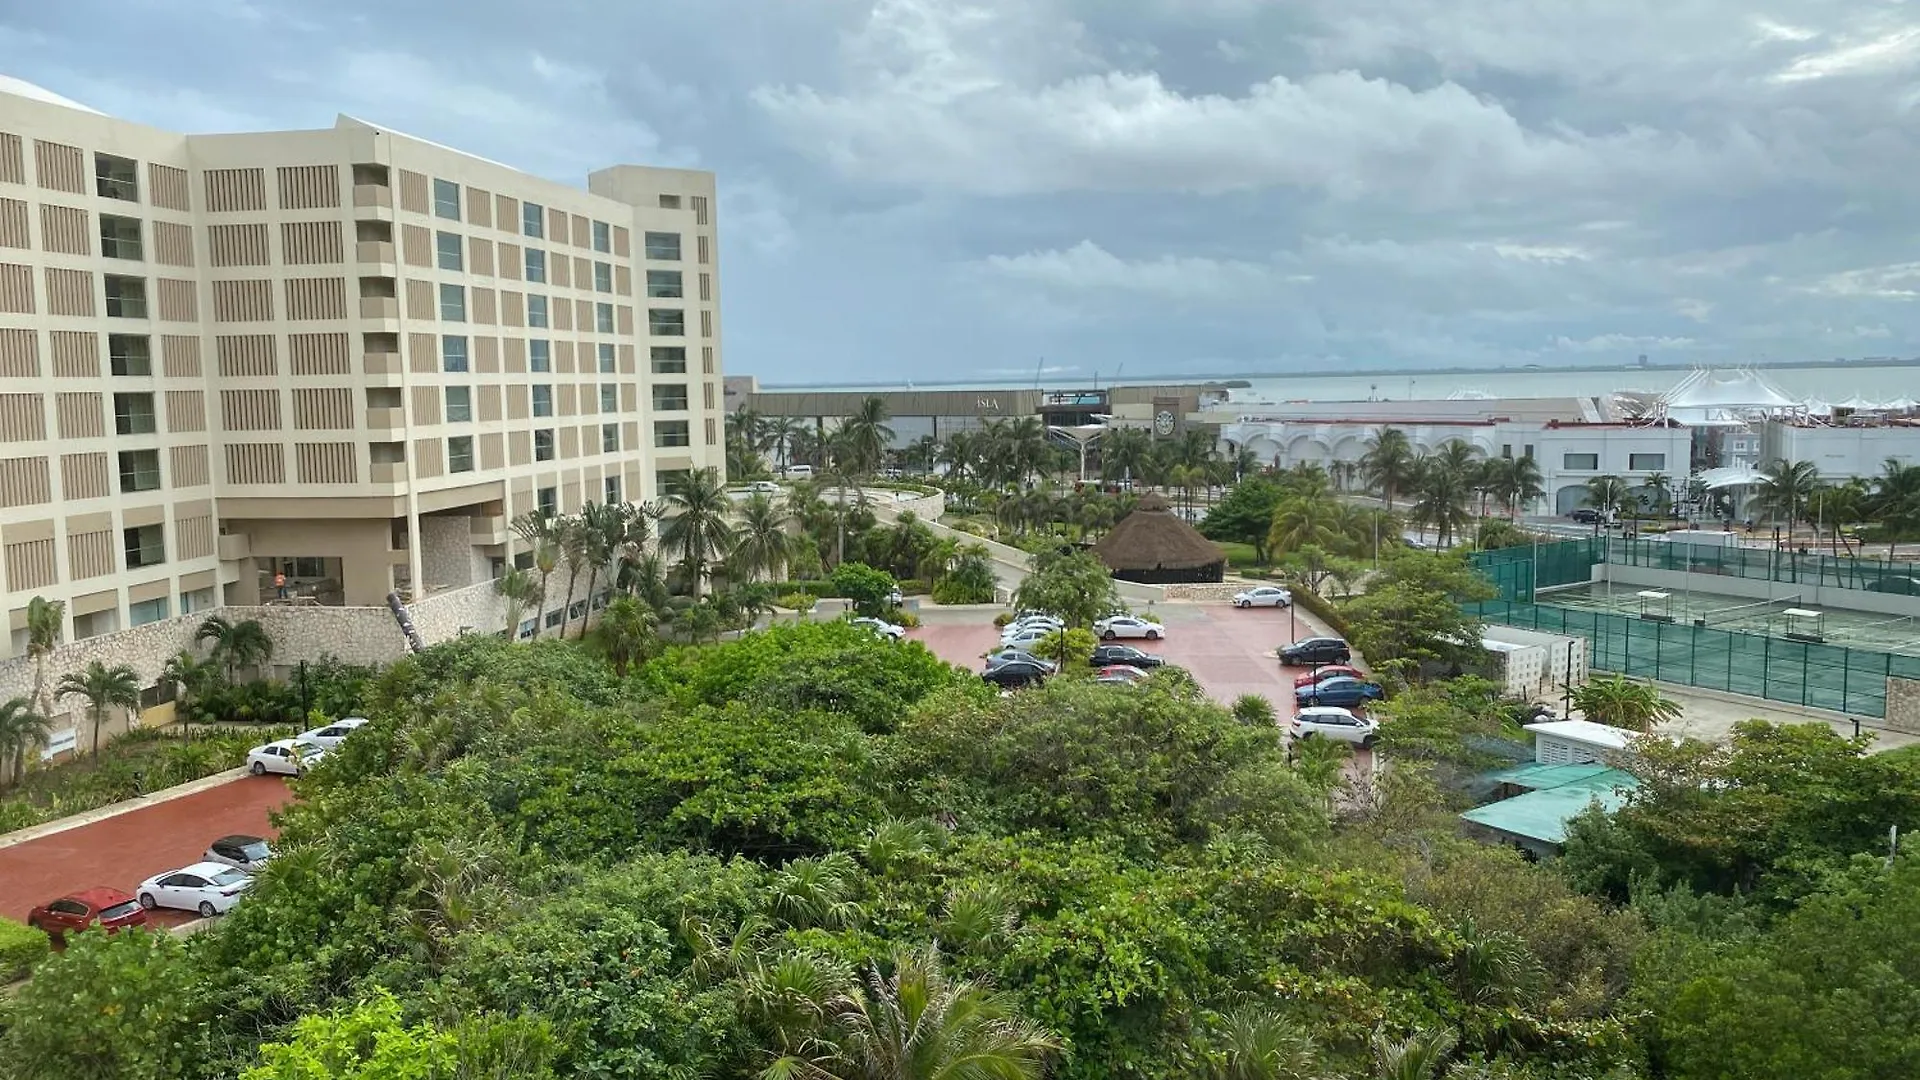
[{"left": 758, "top": 356, "right": 1920, "bottom": 392}]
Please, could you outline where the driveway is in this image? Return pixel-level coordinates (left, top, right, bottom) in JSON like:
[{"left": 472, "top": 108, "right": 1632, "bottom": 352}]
[{"left": 0, "top": 776, "right": 291, "bottom": 929}]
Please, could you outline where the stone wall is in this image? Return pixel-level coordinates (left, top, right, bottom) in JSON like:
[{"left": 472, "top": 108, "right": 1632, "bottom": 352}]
[
  {"left": 412, "top": 578, "right": 513, "bottom": 643},
  {"left": 420, "top": 516, "right": 481, "bottom": 591},
  {"left": 0, "top": 614, "right": 203, "bottom": 746},
  {"left": 226, "top": 604, "right": 410, "bottom": 671},
  {"left": 1160, "top": 583, "right": 1252, "bottom": 602},
  {"left": 1886, "top": 677, "right": 1920, "bottom": 736}
]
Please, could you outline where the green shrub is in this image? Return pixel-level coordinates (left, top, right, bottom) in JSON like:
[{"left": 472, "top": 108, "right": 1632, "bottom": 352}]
[
  {"left": 1036, "top": 627, "right": 1099, "bottom": 667},
  {"left": 1284, "top": 577, "right": 1352, "bottom": 637},
  {"left": 0, "top": 916, "right": 49, "bottom": 981},
  {"left": 993, "top": 612, "right": 1014, "bottom": 628},
  {"left": 1232, "top": 694, "right": 1276, "bottom": 726},
  {"left": 830, "top": 562, "right": 899, "bottom": 618},
  {"left": 770, "top": 579, "right": 836, "bottom": 599},
  {"left": 894, "top": 610, "right": 922, "bottom": 629},
  {"left": 775, "top": 592, "right": 817, "bottom": 612}
]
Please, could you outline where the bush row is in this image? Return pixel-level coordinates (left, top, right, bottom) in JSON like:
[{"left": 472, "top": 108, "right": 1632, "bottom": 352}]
[
  {"left": 1283, "top": 578, "right": 1353, "bottom": 638},
  {"left": 0, "top": 917, "right": 47, "bottom": 982}
]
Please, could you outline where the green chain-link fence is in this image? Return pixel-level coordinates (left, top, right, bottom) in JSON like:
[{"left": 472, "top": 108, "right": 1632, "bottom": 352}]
[{"left": 1599, "top": 536, "right": 1920, "bottom": 593}]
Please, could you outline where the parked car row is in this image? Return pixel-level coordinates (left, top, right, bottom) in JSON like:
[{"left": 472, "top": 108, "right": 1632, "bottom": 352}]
[
  {"left": 26, "top": 832, "right": 275, "bottom": 938},
  {"left": 245, "top": 716, "right": 368, "bottom": 777}
]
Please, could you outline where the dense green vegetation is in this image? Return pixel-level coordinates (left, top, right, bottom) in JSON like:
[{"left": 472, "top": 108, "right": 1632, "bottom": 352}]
[{"left": 3, "top": 608, "right": 1917, "bottom": 1077}]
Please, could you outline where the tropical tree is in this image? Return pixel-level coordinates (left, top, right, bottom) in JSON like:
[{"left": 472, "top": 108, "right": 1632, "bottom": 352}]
[
  {"left": 57, "top": 660, "right": 141, "bottom": 757},
  {"left": 1368, "top": 1028, "right": 1457, "bottom": 1080},
  {"left": 24, "top": 595, "right": 63, "bottom": 722},
  {"left": 1571, "top": 673, "right": 1683, "bottom": 733},
  {"left": 1361, "top": 427, "right": 1418, "bottom": 511},
  {"left": 769, "top": 417, "right": 809, "bottom": 470},
  {"left": 0, "top": 696, "right": 52, "bottom": 786},
  {"left": 1582, "top": 475, "right": 1631, "bottom": 522},
  {"left": 195, "top": 615, "right": 274, "bottom": 682},
  {"left": 1410, "top": 442, "right": 1479, "bottom": 548},
  {"left": 160, "top": 650, "right": 221, "bottom": 710},
  {"left": 1751, "top": 458, "right": 1820, "bottom": 531},
  {"left": 1871, "top": 457, "right": 1920, "bottom": 556},
  {"left": 493, "top": 568, "right": 541, "bottom": 638},
  {"left": 661, "top": 467, "right": 737, "bottom": 597},
  {"left": 1267, "top": 490, "right": 1341, "bottom": 558},
  {"left": 837, "top": 397, "right": 896, "bottom": 482},
  {"left": 575, "top": 501, "right": 627, "bottom": 640},
  {"left": 1641, "top": 472, "right": 1672, "bottom": 515},
  {"left": 1487, "top": 454, "right": 1545, "bottom": 518},
  {"left": 1807, "top": 479, "right": 1869, "bottom": 556},
  {"left": 596, "top": 595, "right": 657, "bottom": 677},
  {"left": 1101, "top": 427, "right": 1154, "bottom": 487},
  {"left": 1208, "top": 1006, "right": 1318, "bottom": 1080},
  {"left": 732, "top": 493, "right": 796, "bottom": 582},
  {"left": 511, "top": 511, "right": 562, "bottom": 635}
]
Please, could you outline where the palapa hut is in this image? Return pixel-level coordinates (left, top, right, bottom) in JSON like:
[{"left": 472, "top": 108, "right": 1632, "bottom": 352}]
[{"left": 1093, "top": 494, "right": 1226, "bottom": 584}]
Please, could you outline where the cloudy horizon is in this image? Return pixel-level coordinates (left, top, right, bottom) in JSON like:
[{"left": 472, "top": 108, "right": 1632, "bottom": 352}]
[{"left": 5, "top": 0, "right": 1919, "bottom": 384}]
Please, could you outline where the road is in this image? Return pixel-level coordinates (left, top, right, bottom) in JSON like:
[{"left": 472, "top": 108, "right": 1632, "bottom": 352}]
[{"left": 0, "top": 776, "right": 292, "bottom": 929}]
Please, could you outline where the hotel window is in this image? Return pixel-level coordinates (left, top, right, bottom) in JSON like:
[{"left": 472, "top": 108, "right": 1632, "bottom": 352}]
[
  {"left": 109, "top": 334, "right": 152, "bottom": 376},
  {"left": 604, "top": 475, "right": 622, "bottom": 504},
  {"left": 594, "top": 262, "right": 613, "bottom": 293},
  {"left": 601, "top": 423, "right": 619, "bottom": 452},
  {"left": 1629, "top": 453, "right": 1666, "bottom": 471},
  {"left": 646, "top": 269, "right": 682, "bottom": 298},
  {"left": 522, "top": 201, "right": 544, "bottom": 238},
  {"left": 128, "top": 596, "right": 171, "bottom": 627},
  {"left": 1563, "top": 452, "right": 1599, "bottom": 471},
  {"left": 441, "top": 334, "right": 469, "bottom": 372},
  {"left": 648, "top": 308, "right": 684, "bottom": 336},
  {"left": 656, "top": 467, "right": 691, "bottom": 495},
  {"left": 525, "top": 248, "right": 546, "bottom": 283},
  {"left": 597, "top": 343, "right": 615, "bottom": 373},
  {"left": 435, "top": 231, "right": 463, "bottom": 271},
  {"left": 100, "top": 215, "right": 144, "bottom": 260},
  {"left": 527, "top": 295, "right": 549, "bottom": 328},
  {"left": 446, "top": 386, "right": 472, "bottom": 423},
  {"left": 654, "top": 420, "right": 691, "bottom": 447},
  {"left": 651, "top": 346, "right": 686, "bottom": 374},
  {"left": 532, "top": 384, "right": 553, "bottom": 417},
  {"left": 104, "top": 275, "right": 148, "bottom": 318},
  {"left": 591, "top": 220, "right": 610, "bottom": 253},
  {"left": 536, "top": 486, "right": 558, "bottom": 517},
  {"left": 438, "top": 283, "right": 466, "bottom": 321},
  {"left": 600, "top": 384, "right": 617, "bottom": 413},
  {"left": 595, "top": 303, "right": 614, "bottom": 333},
  {"left": 652, "top": 384, "right": 689, "bottom": 411},
  {"left": 534, "top": 429, "right": 556, "bottom": 462},
  {"left": 124, "top": 524, "right": 165, "bottom": 569},
  {"left": 119, "top": 449, "right": 161, "bottom": 493},
  {"left": 433, "top": 178, "right": 461, "bottom": 220},
  {"left": 448, "top": 435, "right": 475, "bottom": 473},
  {"left": 644, "top": 231, "right": 680, "bottom": 260},
  {"left": 114, "top": 392, "right": 157, "bottom": 435},
  {"left": 530, "top": 339, "right": 551, "bottom": 372},
  {"left": 659, "top": 194, "right": 681, "bottom": 209},
  {"left": 95, "top": 153, "right": 139, "bottom": 201}
]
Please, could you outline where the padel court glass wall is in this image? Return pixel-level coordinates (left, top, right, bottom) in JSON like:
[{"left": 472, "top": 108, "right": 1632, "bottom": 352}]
[{"left": 1471, "top": 540, "right": 1920, "bottom": 718}]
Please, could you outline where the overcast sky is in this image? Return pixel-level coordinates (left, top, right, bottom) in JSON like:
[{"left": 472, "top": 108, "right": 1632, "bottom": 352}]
[{"left": 6, "top": 0, "right": 1920, "bottom": 385}]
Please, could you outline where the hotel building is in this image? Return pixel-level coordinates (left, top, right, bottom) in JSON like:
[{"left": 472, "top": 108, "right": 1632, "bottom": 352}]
[{"left": 0, "top": 77, "right": 725, "bottom": 659}]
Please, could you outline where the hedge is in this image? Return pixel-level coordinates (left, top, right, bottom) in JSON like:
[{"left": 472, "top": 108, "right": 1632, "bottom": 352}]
[
  {"left": 1283, "top": 577, "right": 1353, "bottom": 638},
  {"left": 770, "top": 580, "right": 837, "bottom": 599},
  {"left": 0, "top": 916, "right": 49, "bottom": 981}
]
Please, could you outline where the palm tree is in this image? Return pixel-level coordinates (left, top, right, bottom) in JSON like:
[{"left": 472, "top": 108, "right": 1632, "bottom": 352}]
[
  {"left": 1369, "top": 1028, "right": 1457, "bottom": 1080},
  {"left": 1582, "top": 475, "right": 1630, "bottom": 522},
  {"left": 1360, "top": 427, "right": 1416, "bottom": 510},
  {"left": 661, "top": 467, "right": 737, "bottom": 597},
  {"left": 779, "top": 947, "right": 1058, "bottom": 1080},
  {"left": 1570, "top": 673, "right": 1682, "bottom": 733},
  {"left": 1871, "top": 458, "right": 1920, "bottom": 557},
  {"left": 837, "top": 397, "right": 896, "bottom": 481},
  {"left": 553, "top": 513, "right": 591, "bottom": 629},
  {"left": 1641, "top": 472, "right": 1672, "bottom": 515},
  {"left": 1751, "top": 458, "right": 1820, "bottom": 532},
  {"left": 1808, "top": 479, "right": 1868, "bottom": 556},
  {"left": 575, "top": 501, "right": 626, "bottom": 639},
  {"left": 597, "top": 595, "right": 657, "bottom": 677},
  {"left": 769, "top": 417, "right": 808, "bottom": 470},
  {"left": 0, "top": 697, "right": 52, "bottom": 786},
  {"left": 57, "top": 660, "right": 141, "bottom": 757},
  {"left": 493, "top": 568, "right": 542, "bottom": 638},
  {"left": 25, "top": 595, "right": 63, "bottom": 722},
  {"left": 733, "top": 493, "right": 796, "bottom": 582},
  {"left": 1210, "top": 1005, "right": 1319, "bottom": 1080},
  {"left": 511, "top": 511, "right": 561, "bottom": 635},
  {"left": 1504, "top": 455, "right": 1545, "bottom": 518},
  {"left": 160, "top": 650, "right": 220, "bottom": 707},
  {"left": 1268, "top": 492, "right": 1341, "bottom": 557},
  {"left": 1101, "top": 427, "right": 1154, "bottom": 487},
  {"left": 195, "top": 615, "right": 273, "bottom": 682},
  {"left": 1410, "top": 442, "right": 1479, "bottom": 547}
]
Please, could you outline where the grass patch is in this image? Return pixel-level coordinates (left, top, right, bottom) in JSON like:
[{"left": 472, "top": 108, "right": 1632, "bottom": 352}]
[{"left": 1216, "top": 541, "right": 1266, "bottom": 569}]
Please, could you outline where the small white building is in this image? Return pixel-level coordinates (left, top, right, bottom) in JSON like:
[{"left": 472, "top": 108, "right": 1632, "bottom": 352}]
[
  {"left": 1524, "top": 719, "right": 1637, "bottom": 766},
  {"left": 1481, "top": 626, "right": 1589, "bottom": 699}
]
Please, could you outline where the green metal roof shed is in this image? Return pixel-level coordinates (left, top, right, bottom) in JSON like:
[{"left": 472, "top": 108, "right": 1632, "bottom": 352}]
[{"left": 1461, "top": 769, "right": 1638, "bottom": 848}]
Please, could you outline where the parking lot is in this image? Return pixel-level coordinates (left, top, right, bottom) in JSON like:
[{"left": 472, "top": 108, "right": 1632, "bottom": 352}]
[
  {"left": 0, "top": 775, "right": 290, "bottom": 931},
  {"left": 914, "top": 601, "right": 1336, "bottom": 716}
]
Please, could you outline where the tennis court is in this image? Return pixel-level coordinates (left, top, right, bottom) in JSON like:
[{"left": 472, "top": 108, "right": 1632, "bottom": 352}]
[{"left": 1541, "top": 582, "right": 1920, "bottom": 658}]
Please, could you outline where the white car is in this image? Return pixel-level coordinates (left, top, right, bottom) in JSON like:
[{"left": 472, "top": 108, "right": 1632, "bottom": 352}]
[
  {"left": 1093, "top": 615, "right": 1165, "bottom": 641},
  {"left": 1289, "top": 706, "right": 1380, "bottom": 746},
  {"left": 1007, "top": 613, "right": 1063, "bottom": 631},
  {"left": 135, "top": 861, "right": 253, "bottom": 918},
  {"left": 1233, "top": 586, "right": 1293, "bottom": 609},
  {"left": 247, "top": 738, "right": 328, "bottom": 777},
  {"left": 295, "top": 716, "right": 368, "bottom": 750},
  {"left": 999, "top": 626, "right": 1060, "bottom": 650},
  {"left": 850, "top": 617, "right": 906, "bottom": 641},
  {"left": 749, "top": 480, "right": 783, "bottom": 495}
]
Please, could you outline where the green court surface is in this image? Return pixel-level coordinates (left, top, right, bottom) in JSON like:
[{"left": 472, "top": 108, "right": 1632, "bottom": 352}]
[
  {"left": 1541, "top": 582, "right": 1920, "bottom": 657},
  {"left": 1471, "top": 597, "right": 1920, "bottom": 719}
]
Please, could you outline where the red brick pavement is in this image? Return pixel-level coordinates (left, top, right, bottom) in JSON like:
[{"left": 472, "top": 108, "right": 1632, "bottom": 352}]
[{"left": 0, "top": 776, "right": 291, "bottom": 927}]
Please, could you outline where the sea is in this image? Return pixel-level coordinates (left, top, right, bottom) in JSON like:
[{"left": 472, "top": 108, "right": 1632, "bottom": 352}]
[{"left": 768, "top": 360, "right": 1920, "bottom": 407}]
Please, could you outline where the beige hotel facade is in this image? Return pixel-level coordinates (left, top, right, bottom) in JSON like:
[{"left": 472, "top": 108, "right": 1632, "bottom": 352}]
[{"left": 0, "top": 78, "right": 726, "bottom": 659}]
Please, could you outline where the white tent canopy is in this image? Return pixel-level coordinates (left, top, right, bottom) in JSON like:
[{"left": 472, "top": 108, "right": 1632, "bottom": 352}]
[
  {"left": 1660, "top": 368, "right": 1804, "bottom": 426},
  {"left": 1697, "top": 466, "right": 1767, "bottom": 490}
]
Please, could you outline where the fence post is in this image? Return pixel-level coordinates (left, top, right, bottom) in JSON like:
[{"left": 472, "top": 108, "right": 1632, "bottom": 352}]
[{"left": 1763, "top": 633, "right": 1772, "bottom": 702}]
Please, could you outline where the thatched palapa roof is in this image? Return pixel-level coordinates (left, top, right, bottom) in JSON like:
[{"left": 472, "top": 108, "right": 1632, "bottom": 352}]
[{"left": 1094, "top": 494, "right": 1225, "bottom": 572}]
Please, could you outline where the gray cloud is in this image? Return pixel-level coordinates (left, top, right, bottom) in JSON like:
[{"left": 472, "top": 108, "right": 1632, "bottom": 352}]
[{"left": 4, "top": 0, "right": 1918, "bottom": 382}]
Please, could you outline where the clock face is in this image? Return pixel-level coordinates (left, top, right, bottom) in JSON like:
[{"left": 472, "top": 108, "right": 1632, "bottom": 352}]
[{"left": 1154, "top": 410, "right": 1176, "bottom": 436}]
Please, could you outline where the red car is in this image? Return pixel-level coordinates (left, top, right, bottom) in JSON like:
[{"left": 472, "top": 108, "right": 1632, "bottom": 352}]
[
  {"left": 26, "top": 887, "right": 148, "bottom": 940},
  {"left": 1293, "top": 664, "right": 1364, "bottom": 688}
]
